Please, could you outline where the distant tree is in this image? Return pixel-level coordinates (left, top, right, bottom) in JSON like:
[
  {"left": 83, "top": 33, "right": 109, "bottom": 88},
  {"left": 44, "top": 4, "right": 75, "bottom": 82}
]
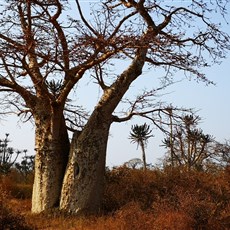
[
  {"left": 124, "top": 158, "right": 143, "bottom": 169},
  {"left": 15, "top": 150, "right": 34, "bottom": 182},
  {"left": 212, "top": 140, "right": 230, "bottom": 168},
  {"left": 162, "top": 115, "right": 214, "bottom": 171},
  {"left": 0, "top": 133, "right": 22, "bottom": 174},
  {"left": 130, "top": 123, "right": 152, "bottom": 170}
]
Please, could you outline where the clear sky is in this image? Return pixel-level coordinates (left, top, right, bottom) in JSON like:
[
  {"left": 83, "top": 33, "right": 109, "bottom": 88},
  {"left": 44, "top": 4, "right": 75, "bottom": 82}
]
[
  {"left": 0, "top": 1, "right": 229, "bottom": 167},
  {"left": 106, "top": 56, "right": 230, "bottom": 167}
]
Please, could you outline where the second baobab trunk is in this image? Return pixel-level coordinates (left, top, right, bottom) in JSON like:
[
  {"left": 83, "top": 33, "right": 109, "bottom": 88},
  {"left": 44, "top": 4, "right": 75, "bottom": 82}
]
[{"left": 60, "top": 110, "right": 112, "bottom": 215}]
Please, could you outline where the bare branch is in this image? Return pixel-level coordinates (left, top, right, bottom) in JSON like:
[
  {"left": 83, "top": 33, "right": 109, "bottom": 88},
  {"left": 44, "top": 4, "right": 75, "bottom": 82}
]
[{"left": 75, "top": 0, "right": 98, "bottom": 36}]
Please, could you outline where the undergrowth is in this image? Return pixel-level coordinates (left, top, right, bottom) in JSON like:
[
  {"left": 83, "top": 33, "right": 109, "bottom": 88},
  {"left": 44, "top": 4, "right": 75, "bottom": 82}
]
[{"left": 1, "top": 166, "right": 229, "bottom": 229}]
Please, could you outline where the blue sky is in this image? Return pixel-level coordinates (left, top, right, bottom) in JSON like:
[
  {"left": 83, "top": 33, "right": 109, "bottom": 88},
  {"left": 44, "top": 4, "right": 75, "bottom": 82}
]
[
  {"left": 0, "top": 1, "right": 229, "bottom": 167},
  {"left": 106, "top": 55, "right": 230, "bottom": 167},
  {"left": 1, "top": 55, "right": 229, "bottom": 167}
]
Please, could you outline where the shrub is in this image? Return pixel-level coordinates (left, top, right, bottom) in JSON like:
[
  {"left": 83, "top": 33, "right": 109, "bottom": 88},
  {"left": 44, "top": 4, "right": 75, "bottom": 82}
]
[
  {"left": 113, "top": 202, "right": 155, "bottom": 230},
  {"left": 0, "top": 186, "right": 33, "bottom": 230},
  {"left": 153, "top": 211, "right": 194, "bottom": 230},
  {"left": 1, "top": 165, "right": 229, "bottom": 229},
  {"left": 103, "top": 166, "right": 230, "bottom": 229},
  {"left": 103, "top": 166, "right": 158, "bottom": 213},
  {"left": 10, "top": 184, "right": 33, "bottom": 199},
  {"left": 0, "top": 170, "right": 33, "bottom": 199}
]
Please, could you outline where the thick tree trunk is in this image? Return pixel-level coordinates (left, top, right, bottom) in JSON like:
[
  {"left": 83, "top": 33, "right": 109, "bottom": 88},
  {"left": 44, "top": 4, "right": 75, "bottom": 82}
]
[
  {"left": 60, "top": 110, "right": 111, "bottom": 215},
  {"left": 60, "top": 46, "right": 148, "bottom": 215},
  {"left": 32, "top": 109, "right": 69, "bottom": 213}
]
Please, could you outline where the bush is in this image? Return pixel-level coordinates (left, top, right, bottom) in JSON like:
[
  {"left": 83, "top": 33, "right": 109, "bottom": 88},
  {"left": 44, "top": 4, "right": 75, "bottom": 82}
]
[
  {"left": 103, "top": 166, "right": 158, "bottom": 212},
  {"left": 1, "top": 165, "right": 229, "bottom": 229},
  {"left": 0, "top": 187, "right": 33, "bottom": 230},
  {"left": 103, "top": 166, "right": 230, "bottom": 229},
  {"left": 0, "top": 170, "right": 33, "bottom": 199},
  {"left": 10, "top": 184, "right": 33, "bottom": 199},
  {"left": 153, "top": 211, "right": 194, "bottom": 230}
]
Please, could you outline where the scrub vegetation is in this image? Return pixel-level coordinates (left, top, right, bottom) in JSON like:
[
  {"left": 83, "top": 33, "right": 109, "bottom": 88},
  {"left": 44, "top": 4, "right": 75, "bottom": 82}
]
[{"left": 1, "top": 164, "right": 229, "bottom": 229}]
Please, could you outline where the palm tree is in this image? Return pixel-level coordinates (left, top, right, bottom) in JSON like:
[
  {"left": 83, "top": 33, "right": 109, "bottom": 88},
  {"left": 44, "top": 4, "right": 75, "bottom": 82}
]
[{"left": 129, "top": 123, "right": 153, "bottom": 170}]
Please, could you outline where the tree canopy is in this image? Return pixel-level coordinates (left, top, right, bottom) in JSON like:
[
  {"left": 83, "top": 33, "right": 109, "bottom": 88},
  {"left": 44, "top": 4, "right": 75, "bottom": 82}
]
[{"left": 0, "top": 0, "right": 229, "bottom": 124}]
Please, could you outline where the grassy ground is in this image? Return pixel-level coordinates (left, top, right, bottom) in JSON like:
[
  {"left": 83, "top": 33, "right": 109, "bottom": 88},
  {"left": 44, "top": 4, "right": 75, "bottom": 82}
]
[{"left": 1, "top": 166, "right": 230, "bottom": 230}]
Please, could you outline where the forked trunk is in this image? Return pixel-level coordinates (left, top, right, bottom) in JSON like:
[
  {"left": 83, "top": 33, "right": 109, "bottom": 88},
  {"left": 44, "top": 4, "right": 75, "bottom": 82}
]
[
  {"left": 32, "top": 112, "right": 69, "bottom": 213},
  {"left": 60, "top": 111, "right": 111, "bottom": 215}
]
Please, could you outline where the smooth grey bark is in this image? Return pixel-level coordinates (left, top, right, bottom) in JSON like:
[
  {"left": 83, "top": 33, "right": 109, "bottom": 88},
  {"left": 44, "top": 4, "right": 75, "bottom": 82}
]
[
  {"left": 60, "top": 110, "right": 111, "bottom": 215},
  {"left": 32, "top": 107, "right": 69, "bottom": 213}
]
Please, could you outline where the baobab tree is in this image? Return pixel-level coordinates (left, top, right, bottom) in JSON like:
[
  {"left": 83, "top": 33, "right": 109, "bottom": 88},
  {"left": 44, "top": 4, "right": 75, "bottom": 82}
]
[
  {"left": 129, "top": 123, "right": 153, "bottom": 170},
  {"left": 0, "top": 0, "right": 229, "bottom": 215}
]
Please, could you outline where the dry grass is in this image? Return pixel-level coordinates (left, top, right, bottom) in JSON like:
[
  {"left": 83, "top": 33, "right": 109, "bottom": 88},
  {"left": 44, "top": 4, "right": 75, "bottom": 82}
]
[{"left": 1, "top": 166, "right": 230, "bottom": 230}]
